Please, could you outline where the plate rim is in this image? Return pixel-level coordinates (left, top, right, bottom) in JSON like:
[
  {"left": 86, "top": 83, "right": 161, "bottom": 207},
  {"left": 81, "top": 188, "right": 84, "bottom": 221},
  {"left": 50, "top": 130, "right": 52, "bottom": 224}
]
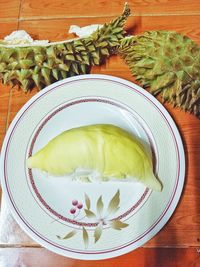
[{"left": 0, "top": 74, "right": 185, "bottom": 260}]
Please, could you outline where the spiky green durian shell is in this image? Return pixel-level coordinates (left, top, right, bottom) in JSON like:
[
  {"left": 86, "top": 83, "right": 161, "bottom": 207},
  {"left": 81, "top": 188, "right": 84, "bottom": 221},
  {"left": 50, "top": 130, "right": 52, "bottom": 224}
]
[
  {"left": 0, "top": 4, "right": 130, "bottom": 91},
  {"left": 119, "top": 31, "right": 200, "bottom": 118}
]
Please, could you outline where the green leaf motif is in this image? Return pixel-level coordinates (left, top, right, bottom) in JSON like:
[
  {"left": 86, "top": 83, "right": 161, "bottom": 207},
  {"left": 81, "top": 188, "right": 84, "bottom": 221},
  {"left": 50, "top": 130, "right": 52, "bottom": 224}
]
[
  {"left": 108, "top": 189, "right": 120, "bottom": 214},
  {"left": 56, "top": 230, "right": 77, "bottom": 240},
  {"left": 110, "top": 220, "right": 129, "bottom": 230},
  {"left": 82, "top": 227, "right": 89, "bottom": 248},
  {"left": 84, "top": 193, "right": 91, "bottom": 210},
  {"left": 84, "top": 209, "right": 96, "bottom": 218},
  {"left": 94, "top": 223, "right": 103, "bottom": 243},
  {"left": 96, "top": 196, "right": 104, "bottom": 216}
]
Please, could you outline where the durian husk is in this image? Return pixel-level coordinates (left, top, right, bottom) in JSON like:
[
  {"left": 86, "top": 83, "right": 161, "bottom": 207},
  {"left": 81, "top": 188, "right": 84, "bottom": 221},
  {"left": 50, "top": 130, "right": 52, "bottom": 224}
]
[
  {"left": 0, "top": 4, "right": 130, "bottom": 91},
  {"left": 119, "top": 31, "right": 200, "bottom": 118}
]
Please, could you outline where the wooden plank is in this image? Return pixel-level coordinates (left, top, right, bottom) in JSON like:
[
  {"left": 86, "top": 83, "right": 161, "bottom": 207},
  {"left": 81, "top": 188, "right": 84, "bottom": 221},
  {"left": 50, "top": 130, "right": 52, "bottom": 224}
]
[
  {"left": 7, "top": 89, "right": 37, "bottom": 129},
  {"left": 128, "top": 15, "right": 200, "bottom": 44},
  {"left": 0, "top": 22, "right": 18, "bottom": 39},
  {"left": 0, "top": 0, "right": 20, "bottom": 20},
  {"left": 0, "top": 247, "right": 199, "bottom": 267},
  {"left": 20, "top": 0, "right": 200, "bottom": 19},
  {"left": 18, "top": 15, "right": 200, "bottom": 44},
  {"left": 18, "top": 17, "right": 110, "bottom": 41}
]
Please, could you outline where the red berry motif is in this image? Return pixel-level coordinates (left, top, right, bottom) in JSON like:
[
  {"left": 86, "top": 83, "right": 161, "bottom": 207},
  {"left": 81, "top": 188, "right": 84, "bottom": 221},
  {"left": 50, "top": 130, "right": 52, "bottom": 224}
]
[
  {"left": 77, "top": 203, "right": 83, "bottom": 209},
  {"left": 72, "top": 200, "right": 78, "bottom": 206},
  {"left": 70, "top": 208, "right": 76, "bottom": 214}
]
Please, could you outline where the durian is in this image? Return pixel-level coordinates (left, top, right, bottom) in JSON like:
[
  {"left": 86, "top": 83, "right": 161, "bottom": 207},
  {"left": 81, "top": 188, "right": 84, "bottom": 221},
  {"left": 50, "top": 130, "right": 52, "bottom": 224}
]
[
  {"left": 27, "top": 124, "right": 162, "bottom": 191},
  {"left": 0, "top": 4, "right": 130, "bottom": 91},
  {"left": 119, "top": 31, "right": 200, "bottom": 118}
]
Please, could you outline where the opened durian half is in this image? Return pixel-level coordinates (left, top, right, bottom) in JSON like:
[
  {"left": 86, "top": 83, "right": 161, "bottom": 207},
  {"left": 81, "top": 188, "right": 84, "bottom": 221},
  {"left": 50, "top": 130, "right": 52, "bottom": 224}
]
[
  {"left": 0, "top": 4, "right": 130, "bottom": 91},
  {"left": 119, "top": 31, "right": 200, "bottom": 118},
  {"left": 27, "top": 124, "right": 162, "bottom": 192}
]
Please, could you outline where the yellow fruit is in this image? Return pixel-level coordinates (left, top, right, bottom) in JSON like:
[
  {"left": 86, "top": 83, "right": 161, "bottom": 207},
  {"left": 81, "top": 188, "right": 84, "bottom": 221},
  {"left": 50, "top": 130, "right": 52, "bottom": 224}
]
[{"left": 27, "top": 124, "right": 162, "bottom": 191}]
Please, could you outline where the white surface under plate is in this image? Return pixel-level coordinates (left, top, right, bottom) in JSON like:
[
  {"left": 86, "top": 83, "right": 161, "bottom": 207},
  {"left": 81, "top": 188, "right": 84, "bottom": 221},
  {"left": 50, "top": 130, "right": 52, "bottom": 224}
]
[{"left": 0, "top": 74, "right": 185, "bottom": 260}]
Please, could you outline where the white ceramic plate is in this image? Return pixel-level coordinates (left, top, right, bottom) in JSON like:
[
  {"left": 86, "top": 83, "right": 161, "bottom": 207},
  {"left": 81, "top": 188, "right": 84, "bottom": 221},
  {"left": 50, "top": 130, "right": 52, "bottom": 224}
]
[{"left": 0, "top": 74, "right": 185, "bottom": 260}]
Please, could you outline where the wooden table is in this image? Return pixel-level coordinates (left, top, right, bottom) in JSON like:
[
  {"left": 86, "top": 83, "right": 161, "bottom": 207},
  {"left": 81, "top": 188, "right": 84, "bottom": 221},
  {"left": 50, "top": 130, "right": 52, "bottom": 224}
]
[{"left": 0, "top": 0, "right": 200, "bottom": 266}]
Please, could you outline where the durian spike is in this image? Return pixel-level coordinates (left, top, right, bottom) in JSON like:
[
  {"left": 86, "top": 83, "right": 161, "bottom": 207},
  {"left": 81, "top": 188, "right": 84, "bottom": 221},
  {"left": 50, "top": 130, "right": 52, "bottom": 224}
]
[
  {"left": 0, "top": 3, "right": 130, "bottom": 92},
  {"left": 119, "top": 31, "right": 200, "bottom": 118}
]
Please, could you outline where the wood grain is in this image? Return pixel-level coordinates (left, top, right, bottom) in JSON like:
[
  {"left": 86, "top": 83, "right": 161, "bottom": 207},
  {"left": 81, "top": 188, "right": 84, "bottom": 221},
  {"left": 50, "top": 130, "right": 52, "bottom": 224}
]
[
  {"left": 7, "top": 89, "right": 37, "bottom": 128},
  {"left": 18, "top": 15, "right": 200, "bottom": 43},
  {"left": 127, "top": 15, "right": 200, "bottom": 44},
  {"left": 0, "top": 22, "right": 18, "bottom": 39},
  {"left": 0, "top": 0, "right": 200, "bottom": 265},
  {"left": 0, "top": 0, "right": 20, "bottom": 20},
  {"left": 20, "top": 0, "right": 200, "bottom": 19},
  {"left": 0, "top": 247, "right": 199, "bottom": 267},
  {"left": 18, "top": 17, "right": 113, "bottom": 41}
]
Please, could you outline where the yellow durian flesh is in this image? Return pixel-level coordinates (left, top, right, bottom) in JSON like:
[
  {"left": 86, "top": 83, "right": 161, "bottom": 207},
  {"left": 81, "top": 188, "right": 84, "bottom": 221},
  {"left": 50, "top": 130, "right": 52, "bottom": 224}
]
[{"left": 27, "top": 124, "right": 162, "bottom": 191}]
